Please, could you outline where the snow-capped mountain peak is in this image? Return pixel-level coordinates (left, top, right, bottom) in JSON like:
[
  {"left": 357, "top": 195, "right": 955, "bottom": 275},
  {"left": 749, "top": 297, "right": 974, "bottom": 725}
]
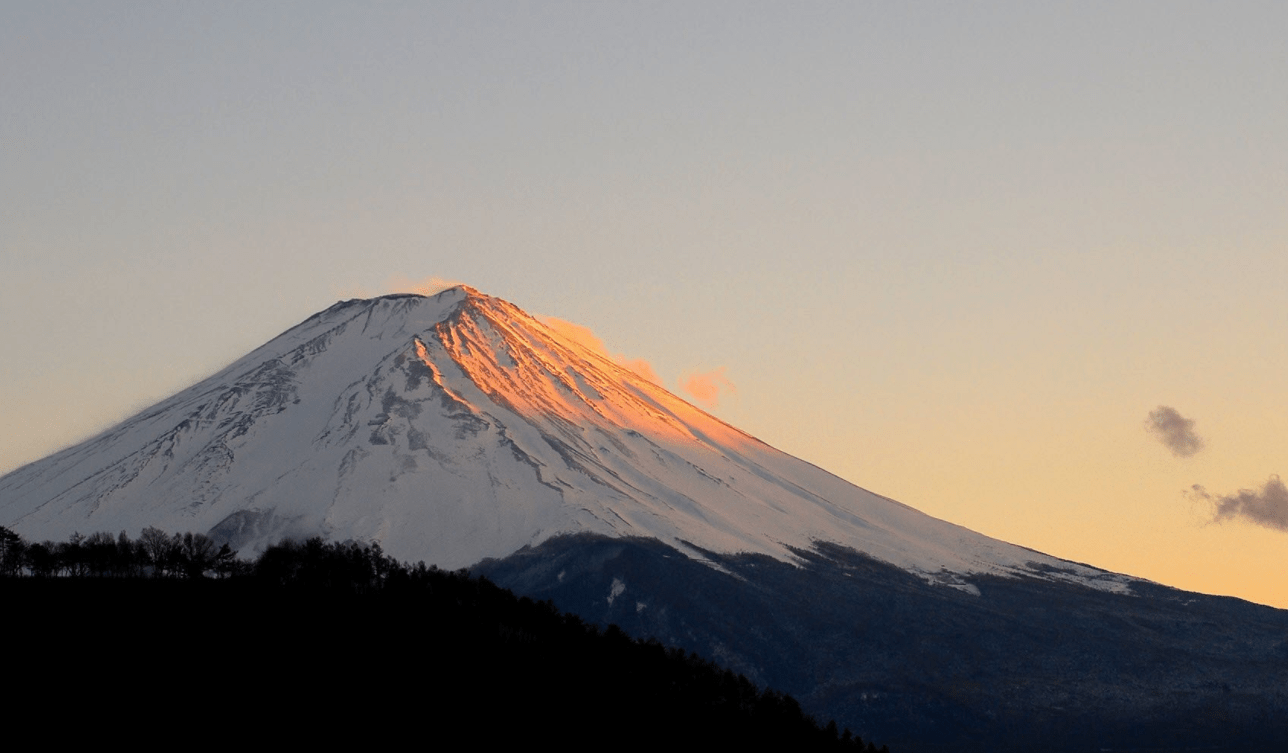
[{"left": 0, "top": 286, "right": 1133, "bottom": 594}]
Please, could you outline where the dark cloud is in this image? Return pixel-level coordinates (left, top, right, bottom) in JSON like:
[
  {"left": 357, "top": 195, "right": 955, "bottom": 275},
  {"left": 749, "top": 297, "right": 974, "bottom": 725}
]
[
  {"left": 1146, "top": 406, "right": 1204, "bottom": 457},
  {"left": 1190, "top": 476, "right": 1288, "bottom": 532}
]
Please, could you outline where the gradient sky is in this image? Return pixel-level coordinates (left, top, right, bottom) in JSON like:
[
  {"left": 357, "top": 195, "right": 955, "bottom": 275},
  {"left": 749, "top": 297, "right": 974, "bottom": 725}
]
[{"left": 4, "top": 2, "right": 1286, "bottom": 607}]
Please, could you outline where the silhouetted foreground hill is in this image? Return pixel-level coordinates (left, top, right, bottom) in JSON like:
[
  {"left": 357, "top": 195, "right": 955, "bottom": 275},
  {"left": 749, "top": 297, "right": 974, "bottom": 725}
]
[{"left": 4, "top": 532, "right": 885, "bottom": 750}]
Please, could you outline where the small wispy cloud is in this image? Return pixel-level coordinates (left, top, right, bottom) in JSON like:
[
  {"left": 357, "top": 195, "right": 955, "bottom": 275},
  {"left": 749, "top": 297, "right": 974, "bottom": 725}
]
[
  {"left": 540, "top": 316, "right": 661, "bottom": 385},
  {"left": 333, "top": 275, "right": 462, "bottom": 302},
  {"left": 540, "top": 317, "right": 608, "bottom": 354},
  {"left": 617, "top": 357, "right": 662, "bottom": 385},
  {"left": 385, "top": 274, "right": 462, "bottom": 297},
  {"left": 681, "top": 367, "right": 736, "bottom": 409},
  {"left": 1146, "top": 406, "right": 1204, "bottom": 457},
  {"left": 1190, "top": 476, "right": 1288, "bottom": 532}
]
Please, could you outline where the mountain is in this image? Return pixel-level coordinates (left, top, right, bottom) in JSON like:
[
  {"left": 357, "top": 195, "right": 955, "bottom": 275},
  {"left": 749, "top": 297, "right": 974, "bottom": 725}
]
[
  {"left": 4, "top": 286, "right": 1286, "bottom": 751},
  {"left": 0, "top": 285, "right": 1126, "bottom": 592}
]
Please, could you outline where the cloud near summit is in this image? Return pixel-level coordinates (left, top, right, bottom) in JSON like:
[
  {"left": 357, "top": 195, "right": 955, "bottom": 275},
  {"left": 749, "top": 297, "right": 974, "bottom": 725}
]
[
  {"left": 682, "top": 368, "right": 736, "bottom": 409},
  {"left": 540, "top": 317, "right": 662, "bottom": 385},
  {"left": 333, "top": 275, "right": 463, "bottom": 301},
  {"left": 538, "top": 318, "right": 737, "bottom": 409},
  {"left": 385, "top": 275, "right": 463, "bottom": 297}
]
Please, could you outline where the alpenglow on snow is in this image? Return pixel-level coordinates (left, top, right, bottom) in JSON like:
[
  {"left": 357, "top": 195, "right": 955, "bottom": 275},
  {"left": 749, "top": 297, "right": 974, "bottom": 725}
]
[{"left": 0, "top": 286, "right": 1132, "bottom": 594}]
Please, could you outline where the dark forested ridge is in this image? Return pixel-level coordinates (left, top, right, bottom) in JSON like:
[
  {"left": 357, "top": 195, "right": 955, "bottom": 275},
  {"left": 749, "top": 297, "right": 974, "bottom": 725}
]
[
  {"left": 2, "top": 527, "right": 886, "bottom": 750},
  {"left": 477, "top": 533, "right": 1288, "bottom": 753},
  {"left": 7, "top": 524, "right": 1286, "bottom": 751}
]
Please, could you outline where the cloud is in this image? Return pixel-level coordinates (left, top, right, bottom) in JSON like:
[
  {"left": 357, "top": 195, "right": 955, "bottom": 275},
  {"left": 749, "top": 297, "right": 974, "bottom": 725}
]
[
  {"left": 681, "top": 367, "right": 736, "bottom": 409},
  {"left": 384, "top": 275, "right": 462, "bottom": 297},
  {"left": 334, "top": 275, "right": 463, "bottom": 302},
  {"left": 1145, "top": 406, "right": 1204, "bottom": 457},
  {"left": 541, "top": 317, "right": 609, "bottom": 355},
  {"left": 540, "top": 316, "right": 661, "bottom": 385},
  {"left": 617, "top": 358, "right": 662, "bottom": 385},
  {"left": 1189, "top": 476, "right": 1288, "bottom": 532}
]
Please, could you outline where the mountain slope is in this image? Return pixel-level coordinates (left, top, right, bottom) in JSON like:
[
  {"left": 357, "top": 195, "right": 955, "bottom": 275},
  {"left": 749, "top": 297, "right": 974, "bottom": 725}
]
[{"left": 2, "top": 286, "right": 1126, "bottom": 594}]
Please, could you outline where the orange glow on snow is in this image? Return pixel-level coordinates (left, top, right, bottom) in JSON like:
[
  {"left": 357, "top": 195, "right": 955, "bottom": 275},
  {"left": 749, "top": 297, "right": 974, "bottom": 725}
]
[{"left": 409, "top": 291, "right": 760, "bottom": 458}]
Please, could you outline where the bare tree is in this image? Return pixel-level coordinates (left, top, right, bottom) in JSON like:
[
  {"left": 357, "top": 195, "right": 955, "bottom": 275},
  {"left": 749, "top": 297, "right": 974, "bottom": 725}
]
[
  {"left": 179, "top": 532, "right": 220, "bottom": 578},
  {"left": 139, "top": 527, "right": 176, "bottom": 577}
]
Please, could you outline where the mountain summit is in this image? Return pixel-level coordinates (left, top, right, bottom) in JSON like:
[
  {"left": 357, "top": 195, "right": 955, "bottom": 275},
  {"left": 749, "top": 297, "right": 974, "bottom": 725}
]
[{"left": 2, "top": 285, "right": 1125, "bottom": 591}]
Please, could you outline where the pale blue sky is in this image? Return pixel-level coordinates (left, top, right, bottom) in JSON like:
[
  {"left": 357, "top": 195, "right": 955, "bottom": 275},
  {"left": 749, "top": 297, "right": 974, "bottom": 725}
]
[{"left": 4, "top": 2, "right": 1287, "bottom": 605}]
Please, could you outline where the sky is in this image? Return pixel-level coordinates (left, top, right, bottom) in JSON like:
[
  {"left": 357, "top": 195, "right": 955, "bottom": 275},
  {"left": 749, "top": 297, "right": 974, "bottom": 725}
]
[{"left": 3, "top": 2, "right": 1287, "bottom": 607}]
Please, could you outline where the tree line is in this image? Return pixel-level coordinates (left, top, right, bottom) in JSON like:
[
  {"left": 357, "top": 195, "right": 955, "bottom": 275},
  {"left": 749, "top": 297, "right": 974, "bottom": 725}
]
[
  {"left": 0, "top": 525, "right": 236, "bottom": 578},
  {"left": 1, "top": 525, "right": 889, "bottom": 751}
]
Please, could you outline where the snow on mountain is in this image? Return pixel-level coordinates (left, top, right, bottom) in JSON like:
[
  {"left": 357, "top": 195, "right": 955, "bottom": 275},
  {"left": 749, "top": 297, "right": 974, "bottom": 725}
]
[{"left": 0, "top": 286, "right": 1132, "bottom": 593}]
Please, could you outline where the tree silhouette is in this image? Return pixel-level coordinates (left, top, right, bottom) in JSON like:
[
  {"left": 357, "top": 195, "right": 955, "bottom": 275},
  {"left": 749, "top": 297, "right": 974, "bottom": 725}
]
[
  {"left": 178, "top": 532, "right": 220, "bottom": 578},
  {"left": 0, "top": 526, "right": 24, "bottom": 577},
  {"left": 139, "top": 527, "right": 175, "bottom": 577}
]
